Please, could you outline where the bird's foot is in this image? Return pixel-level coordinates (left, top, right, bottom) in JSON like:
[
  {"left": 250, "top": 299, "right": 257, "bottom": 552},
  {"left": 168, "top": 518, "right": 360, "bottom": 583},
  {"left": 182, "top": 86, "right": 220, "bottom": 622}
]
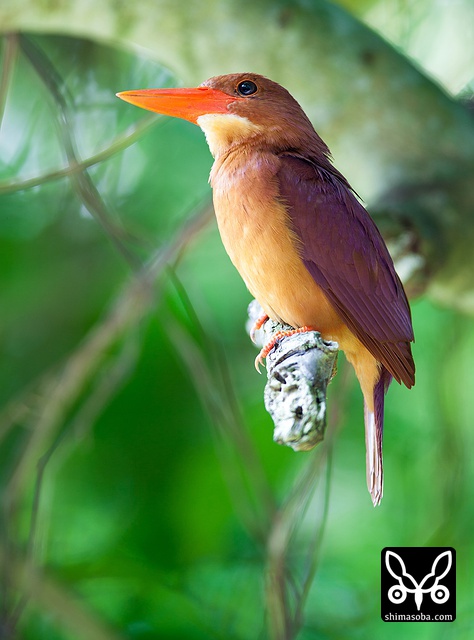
[
  {"left": 250, "top": 313, "right": 270, "bottom": 343},
  {"left": 254, "top": 326, "right": 315, "bottom": 372}
]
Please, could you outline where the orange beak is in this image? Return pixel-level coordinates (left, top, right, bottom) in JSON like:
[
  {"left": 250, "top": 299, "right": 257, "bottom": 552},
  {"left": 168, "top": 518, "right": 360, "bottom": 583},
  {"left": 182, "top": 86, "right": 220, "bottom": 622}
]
[{"left": 116, "top": 86, "right": 238, "bottom": 124}]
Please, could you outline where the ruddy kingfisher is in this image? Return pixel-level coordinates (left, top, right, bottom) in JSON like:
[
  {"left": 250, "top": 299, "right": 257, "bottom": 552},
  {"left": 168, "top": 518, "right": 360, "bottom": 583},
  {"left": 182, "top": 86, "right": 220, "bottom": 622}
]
[{"left": 117, "top": 73, "right": 415, "bottom": 505}]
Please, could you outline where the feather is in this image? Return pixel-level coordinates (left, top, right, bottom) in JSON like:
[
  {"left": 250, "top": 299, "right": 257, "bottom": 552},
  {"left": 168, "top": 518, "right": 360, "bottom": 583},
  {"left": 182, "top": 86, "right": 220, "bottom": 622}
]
[{"left": 276, "top": 154, "right": 415, "bottom": 388}]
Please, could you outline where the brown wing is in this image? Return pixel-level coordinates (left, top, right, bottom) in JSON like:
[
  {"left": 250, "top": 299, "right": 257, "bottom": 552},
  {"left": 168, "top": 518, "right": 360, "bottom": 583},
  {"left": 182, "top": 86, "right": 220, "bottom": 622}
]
[{"left": 277, "top": 154, "right": 415, "bottom": 388}]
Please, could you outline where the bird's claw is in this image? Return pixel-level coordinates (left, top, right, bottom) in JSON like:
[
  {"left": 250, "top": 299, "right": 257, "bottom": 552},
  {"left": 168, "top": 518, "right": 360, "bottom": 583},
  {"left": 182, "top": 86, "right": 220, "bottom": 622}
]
[
  {"left": 255, "top": 338, "right": 277, "bottom": 372},
  {"left": 254, "top": 333, "right": 282, "bottom": 372},
  {"left": 254, "top": 326, "right": 315, "bottom": 373},
  {"left": 250, "top": 313, "right": 269, "bottom": 344}
]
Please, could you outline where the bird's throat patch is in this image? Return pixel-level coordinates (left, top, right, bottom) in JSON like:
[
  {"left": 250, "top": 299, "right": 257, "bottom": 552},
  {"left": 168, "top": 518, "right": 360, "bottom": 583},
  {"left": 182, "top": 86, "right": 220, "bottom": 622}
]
[{"left": 197, "top": 113, "right": 263, "bottom": 158}]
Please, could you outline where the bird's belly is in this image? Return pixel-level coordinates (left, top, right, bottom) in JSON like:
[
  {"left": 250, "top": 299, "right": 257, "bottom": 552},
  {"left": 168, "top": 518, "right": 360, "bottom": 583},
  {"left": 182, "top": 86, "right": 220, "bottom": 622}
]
[{"left": 213, "top": 191, "right": 344, "bottom": 339}]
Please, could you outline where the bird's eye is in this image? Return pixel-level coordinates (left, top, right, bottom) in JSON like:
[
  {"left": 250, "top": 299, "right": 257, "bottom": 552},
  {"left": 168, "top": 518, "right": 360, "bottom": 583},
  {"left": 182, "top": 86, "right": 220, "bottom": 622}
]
[{"left": 237, "top": 80, "right": 258, "bottom": 96}]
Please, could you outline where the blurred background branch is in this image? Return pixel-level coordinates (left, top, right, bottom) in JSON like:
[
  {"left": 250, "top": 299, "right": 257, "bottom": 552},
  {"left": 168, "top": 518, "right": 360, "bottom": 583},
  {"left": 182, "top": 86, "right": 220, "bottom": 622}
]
[{"left": 0, "top": 1, "right": 473, "bottom": 639}]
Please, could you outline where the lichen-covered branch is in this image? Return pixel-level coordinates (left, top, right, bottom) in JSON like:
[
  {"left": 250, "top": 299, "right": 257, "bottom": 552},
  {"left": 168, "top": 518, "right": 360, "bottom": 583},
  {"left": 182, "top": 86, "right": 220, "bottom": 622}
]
[{"left": 248, "top": 300, "right": 338, "bottom": 452}]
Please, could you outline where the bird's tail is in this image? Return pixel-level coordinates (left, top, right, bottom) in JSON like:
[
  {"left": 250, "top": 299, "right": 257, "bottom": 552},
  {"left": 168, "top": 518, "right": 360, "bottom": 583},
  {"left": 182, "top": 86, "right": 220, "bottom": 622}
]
[{"left": 364, "top": 366, "right": 393, "bottom": 506}]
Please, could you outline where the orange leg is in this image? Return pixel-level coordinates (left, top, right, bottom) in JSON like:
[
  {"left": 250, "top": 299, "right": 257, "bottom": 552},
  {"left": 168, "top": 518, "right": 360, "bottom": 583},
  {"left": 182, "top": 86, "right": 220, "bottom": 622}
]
[
  {"left": 255, "top": 325, "right": 315, "bottom": 371},
  {"left": 250, "top": 313, "right": 269, "bottom": 343}
]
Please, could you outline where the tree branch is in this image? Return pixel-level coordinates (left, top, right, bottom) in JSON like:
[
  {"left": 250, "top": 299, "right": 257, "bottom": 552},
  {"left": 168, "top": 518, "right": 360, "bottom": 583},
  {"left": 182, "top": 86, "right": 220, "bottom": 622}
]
[{"left": 248, "top": 300, "right": 338, "bottom": 453}]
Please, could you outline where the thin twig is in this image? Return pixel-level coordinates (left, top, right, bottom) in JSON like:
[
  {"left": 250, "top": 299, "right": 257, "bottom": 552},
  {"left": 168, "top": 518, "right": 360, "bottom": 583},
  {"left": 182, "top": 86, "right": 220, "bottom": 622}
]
[
  {"left": 163, "top": 295, "right": 275, "bottom": 542},
  {"left": 9, "top": 338, "right": 139, "bottom": 631},
  {"left": 0, "top": 114, "right": 159, "bottom": 195},
  {"left": 0, "top": 205, "right": 211, "bottom": 634},
  {"left": 3, "top": 205, "right": 211, "bottom": 512},
  {"left": 166, "top": 270, "right": 275, "bottom": 521},
  {"left": 264, "top": 359, "right": 352, "bottom": 639},
  {"left": 19, "top": 35, "right": 141, "bottom": 270},
  {"left": 0, "top": 546, "right": 124, "bottom": 640},
  {"left": 294, "top": 367, "right": 352, "bottom": 626}
]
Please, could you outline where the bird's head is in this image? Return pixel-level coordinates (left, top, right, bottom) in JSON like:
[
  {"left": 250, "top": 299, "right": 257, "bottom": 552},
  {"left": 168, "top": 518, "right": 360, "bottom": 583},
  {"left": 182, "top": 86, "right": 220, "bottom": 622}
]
[{"left": 117, "top": 73, "right": 326, "bottom": 158}]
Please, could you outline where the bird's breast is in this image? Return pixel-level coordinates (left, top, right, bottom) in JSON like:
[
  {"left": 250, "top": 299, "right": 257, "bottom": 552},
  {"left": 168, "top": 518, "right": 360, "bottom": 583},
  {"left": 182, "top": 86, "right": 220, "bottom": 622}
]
[{"left": 209, "top": 150, "right": 343, "bottom": 336}]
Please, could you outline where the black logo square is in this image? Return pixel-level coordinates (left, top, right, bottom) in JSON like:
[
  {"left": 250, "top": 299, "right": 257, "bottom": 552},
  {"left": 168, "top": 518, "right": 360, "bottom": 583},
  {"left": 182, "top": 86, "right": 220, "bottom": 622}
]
[{"left": 381, "top": 547, "right": 456, "bottom": 622}]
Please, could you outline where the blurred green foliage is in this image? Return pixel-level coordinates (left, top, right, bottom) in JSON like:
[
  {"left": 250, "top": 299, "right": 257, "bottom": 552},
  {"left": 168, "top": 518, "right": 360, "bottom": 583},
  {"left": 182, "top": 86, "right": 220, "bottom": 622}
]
[{"left": 0, "top": 25, "right": 473, "bottom": 640}]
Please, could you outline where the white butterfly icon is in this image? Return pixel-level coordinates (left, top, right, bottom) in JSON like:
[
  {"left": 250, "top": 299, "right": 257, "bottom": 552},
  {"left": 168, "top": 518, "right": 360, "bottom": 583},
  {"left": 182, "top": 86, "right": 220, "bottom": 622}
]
[{"left": 385, "top": 550, "right": 452, "bottom": 611}]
